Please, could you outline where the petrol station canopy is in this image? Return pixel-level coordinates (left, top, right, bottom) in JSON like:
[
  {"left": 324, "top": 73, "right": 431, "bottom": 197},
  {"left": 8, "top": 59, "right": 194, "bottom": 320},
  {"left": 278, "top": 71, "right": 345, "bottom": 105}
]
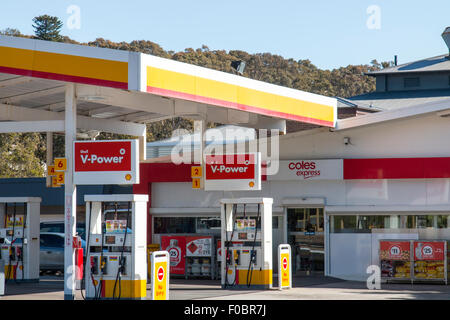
[{"left": 0, "top": 35, "right": 337, "bottom": 139}]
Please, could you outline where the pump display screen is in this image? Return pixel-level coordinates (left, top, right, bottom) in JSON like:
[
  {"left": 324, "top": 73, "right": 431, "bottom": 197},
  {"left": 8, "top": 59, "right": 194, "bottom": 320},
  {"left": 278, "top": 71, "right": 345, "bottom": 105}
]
[
  {"left": 238, "top": 233, "right": 248, "bottom": 240},
  {"left": 105, "top": 236, "right": 115, "bottom": 245}
]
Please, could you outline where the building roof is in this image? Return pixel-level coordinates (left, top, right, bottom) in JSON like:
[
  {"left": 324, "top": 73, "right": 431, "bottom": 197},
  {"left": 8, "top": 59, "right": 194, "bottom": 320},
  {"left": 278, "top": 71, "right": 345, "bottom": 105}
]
[
  {"left": 347, "top": 89, "right": 450, "bottom": 111},
  {"left": 0, "top": 35, "right": 337, "bottom": 130},
  {"left": 367, "top": 54, "right": 450, "bottom": 76},
  {"left": 333, "top": 97, "right": 450, "bottom": 131}
]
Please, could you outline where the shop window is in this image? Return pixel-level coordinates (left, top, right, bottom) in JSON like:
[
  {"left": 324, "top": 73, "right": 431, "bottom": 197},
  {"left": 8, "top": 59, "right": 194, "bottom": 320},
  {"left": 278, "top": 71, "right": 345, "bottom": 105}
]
[
  {"left": 154, "top": 217, "right": 196, "bottom": 234},
  {"left": 331, "top": 214, "right": 450, "bottom": 233},
  {"left": 288, "top": 208, "right": 323, "bottom": 233},
  {"left": 272, "top": 217, "right": 279, "bottom": 229},
  {"left": 196, "top": 217, "right": 221, "bottom": 234}
]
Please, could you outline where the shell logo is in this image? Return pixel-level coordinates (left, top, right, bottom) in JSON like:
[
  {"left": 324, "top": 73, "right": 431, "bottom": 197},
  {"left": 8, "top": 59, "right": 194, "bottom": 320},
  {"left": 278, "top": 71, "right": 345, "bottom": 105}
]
[
  {"left": 249, "top": 181, "right": 255, "bottom": 188},
  {"left": 125, "top": 174, "right": 132, "bottom": 181}
]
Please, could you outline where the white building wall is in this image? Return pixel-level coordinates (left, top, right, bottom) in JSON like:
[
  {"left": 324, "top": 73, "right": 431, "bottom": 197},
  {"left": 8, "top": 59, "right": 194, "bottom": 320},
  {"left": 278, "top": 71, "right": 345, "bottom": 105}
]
[
  {"left": 278, "top": 112, "right": 450, "bottom": 159},
  {"left": 150, "top": 112, "right": 450, "bottom": 282}
]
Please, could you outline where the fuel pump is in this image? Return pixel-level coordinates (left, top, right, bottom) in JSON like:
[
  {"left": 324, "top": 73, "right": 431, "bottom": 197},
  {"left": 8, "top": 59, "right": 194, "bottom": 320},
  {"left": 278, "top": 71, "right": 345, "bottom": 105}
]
[
  {"left": 84, "top": 194, "right": 148, "bottom": 300},
  {"left": 0, "top": 197, "right": 40, "bottom": 283},
  {"left": 220, "top": 198, "right": 273, "bottom": 289}
]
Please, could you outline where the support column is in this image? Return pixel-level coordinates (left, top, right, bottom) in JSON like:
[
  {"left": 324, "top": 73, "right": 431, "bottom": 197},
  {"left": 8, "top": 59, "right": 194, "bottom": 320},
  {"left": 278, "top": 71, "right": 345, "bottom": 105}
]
[
  {"left": 139, "top": 127, "right": 147, "bottom": 161},
  {"left": 64, "top": 83, "right": 77, "bottom": 300},
  {"left": 194, "top": 119, "right": 206, "bottom": 187},
  {"left": 46, "top": 132, "right": 53, "bottom": 187}
]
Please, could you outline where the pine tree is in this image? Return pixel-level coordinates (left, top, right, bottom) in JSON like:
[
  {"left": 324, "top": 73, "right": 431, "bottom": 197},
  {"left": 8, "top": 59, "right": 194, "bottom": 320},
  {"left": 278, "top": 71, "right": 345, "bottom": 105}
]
[{"left": 32, "top": 15, "right": 63, "bottom": 41}]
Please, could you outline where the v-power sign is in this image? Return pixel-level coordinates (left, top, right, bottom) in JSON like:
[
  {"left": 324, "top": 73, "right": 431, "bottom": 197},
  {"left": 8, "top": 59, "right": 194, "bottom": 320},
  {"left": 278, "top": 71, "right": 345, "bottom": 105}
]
[{"left": 73, "top": 140, "right": 139, "bottom": 185}]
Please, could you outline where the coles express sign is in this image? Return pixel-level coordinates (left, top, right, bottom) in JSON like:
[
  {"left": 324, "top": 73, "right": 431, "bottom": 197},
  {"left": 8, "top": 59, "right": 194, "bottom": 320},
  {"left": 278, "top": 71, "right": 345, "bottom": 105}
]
[
  {"left": 73, "top": 140, "right": 139, "bottom": 185},
  {"left": 268, "top": 159, "right": 343, "bottom": 181}
]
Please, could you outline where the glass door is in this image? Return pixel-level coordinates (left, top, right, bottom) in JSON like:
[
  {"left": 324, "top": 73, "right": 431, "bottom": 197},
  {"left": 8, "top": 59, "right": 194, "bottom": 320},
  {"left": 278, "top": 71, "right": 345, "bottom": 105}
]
[{"left": 287, "top": 208, "right": 324, "bottom": 275}]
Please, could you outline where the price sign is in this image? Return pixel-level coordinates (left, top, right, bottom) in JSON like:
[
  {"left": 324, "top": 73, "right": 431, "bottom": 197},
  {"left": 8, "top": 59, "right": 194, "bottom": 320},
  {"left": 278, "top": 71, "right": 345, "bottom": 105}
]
[
  {"left": 56, "top": 172, "right": 65, "bottom": 185},
  {"left": 192, "top": 178, "right": 201, "bottom": 189},
  {"left": 51, "top": 176, "right": 61, "bottom": 188},
  {"left": 47, "top": 165, "right": 56, "bottom": 177},
  {"left": 54, "top": 158, "right": 67, "bottom": 171},
  {"left": 191, "top": 166, "right": 202, "bottom": 178}
]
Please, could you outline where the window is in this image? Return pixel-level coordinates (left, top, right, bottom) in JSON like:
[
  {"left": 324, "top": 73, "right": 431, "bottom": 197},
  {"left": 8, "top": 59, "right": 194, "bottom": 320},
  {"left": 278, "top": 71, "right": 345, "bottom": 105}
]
[
  {"left": 288, "top": 208, "right": 324, "bottom": 232},
  {"left": 40, "top": 234, "right": 64, "bottom": 248},
  {"left": 331, "top": 215, "right": 450, "bottom": 233},
  {"left": 154, "top": 217, "right": 196, "bottom": 234},
  {"left": 196, "top": 217, "right": 221, "bottom": 233},
  {"left": 404, "top": 77, "right": 420, "bottom": 88}
]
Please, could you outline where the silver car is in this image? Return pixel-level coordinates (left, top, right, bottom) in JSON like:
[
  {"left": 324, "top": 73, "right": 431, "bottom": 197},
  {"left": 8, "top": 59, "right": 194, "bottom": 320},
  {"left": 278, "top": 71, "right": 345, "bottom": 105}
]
[
  {"left": 40, "top": 232, "right": 65, "bottom": 272},
  {"left": 40, "top": 232, "right": 86, "bottom": 273}
]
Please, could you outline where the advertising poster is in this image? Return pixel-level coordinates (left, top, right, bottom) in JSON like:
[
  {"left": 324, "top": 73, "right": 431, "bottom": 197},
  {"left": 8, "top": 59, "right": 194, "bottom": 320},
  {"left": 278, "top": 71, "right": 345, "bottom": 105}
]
[
  {"left": 414, "top": 241, "right": 445, "bottom": 261},
  {"left": 379, "top": 241, "right": 411, "bottom": 261},
  {"left": 186, "top": 236, "right": 212, "bottom": 257},
  {"left": 161, "top": 236, "right": 186, "bottom": 275}
]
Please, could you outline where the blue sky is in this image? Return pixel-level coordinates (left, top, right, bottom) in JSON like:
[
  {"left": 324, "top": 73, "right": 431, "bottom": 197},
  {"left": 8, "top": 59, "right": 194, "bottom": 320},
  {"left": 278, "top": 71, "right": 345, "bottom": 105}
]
[{"left": 1, "top": 0, "right": 449, "bottom": 70}]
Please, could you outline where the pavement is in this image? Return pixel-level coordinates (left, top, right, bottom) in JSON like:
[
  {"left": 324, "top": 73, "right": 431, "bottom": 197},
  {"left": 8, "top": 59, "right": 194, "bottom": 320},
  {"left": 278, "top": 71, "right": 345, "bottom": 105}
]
[{"left": 1, "top": 274, "right": 450, "bottom": 300}]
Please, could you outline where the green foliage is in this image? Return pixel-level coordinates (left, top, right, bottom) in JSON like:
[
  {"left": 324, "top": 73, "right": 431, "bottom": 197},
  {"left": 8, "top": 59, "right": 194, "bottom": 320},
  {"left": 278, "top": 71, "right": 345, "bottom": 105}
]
[
  {"left": 32, "top": 15, "right": 63, "bottom": 41},
  {"left": 0, "top": 28, "right": 23, "bottom": 37},
  {"left": 0, "top": 133, "right": 45, "bottom": 178}
]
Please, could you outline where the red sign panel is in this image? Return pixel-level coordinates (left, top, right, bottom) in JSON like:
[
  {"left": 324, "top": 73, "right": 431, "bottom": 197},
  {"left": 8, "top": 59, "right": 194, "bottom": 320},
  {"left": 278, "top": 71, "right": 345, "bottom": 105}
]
[
  {"left": 379, "top": 241, "right": 411, "bottom": 261},
  {"left": 282, "top": 257, "right": 288, "bottom": 270},
  {"left": 161, "top": 236, "right": 186, "bottom": 275},
  {"left": 157, "top": 266, "right": 164, "bottom": 281},
  {"left": 414, "top": 241, "right": 445, "bottom": 261},
  {"left": 74, "top": 141, "right": 131, "bottom": 172},
  {"left": 205, "top": 154, "right": 255, "bottom": 180},
  {"left": 204, "top": 153, "right": 261, "bottom": 191}
]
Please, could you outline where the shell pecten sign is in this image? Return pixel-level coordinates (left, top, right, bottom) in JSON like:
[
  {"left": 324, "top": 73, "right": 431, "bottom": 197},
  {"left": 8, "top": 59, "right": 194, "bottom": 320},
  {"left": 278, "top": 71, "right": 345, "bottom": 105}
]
[{"left": 73, "top": 140, "right": 139, "bottom": 185}]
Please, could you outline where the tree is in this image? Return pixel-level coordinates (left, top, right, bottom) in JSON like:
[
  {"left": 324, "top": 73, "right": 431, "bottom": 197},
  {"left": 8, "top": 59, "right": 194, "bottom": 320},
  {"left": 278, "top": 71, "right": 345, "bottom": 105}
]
[
  {"left": 32, "top": 15, "right": 63, "bottom": 41},
  {"left": 0, "top": 28, "right": 22, "bottom": 37},
  {"left": 0, "top": 133, "right": 46, "bottom": 178}
]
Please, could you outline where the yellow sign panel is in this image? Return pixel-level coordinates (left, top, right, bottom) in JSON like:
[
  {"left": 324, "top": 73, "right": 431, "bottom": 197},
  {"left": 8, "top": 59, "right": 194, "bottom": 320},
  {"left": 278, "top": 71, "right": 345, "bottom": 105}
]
[
  {"left": 6, "top": 216, "right": 23, "bottom": 228},
  {"left": 51, "top": 176, "right": 61, "bottom": 188},
  {"left": 153, "top": 261, "right": 167, "bottom": 300},
  {"left": 192, "top": 178, "right": 201, "bottom": 189},
  {"left": 191, "top": 166, "right": 202, "bottom": 178},
  {"left": 54, "top": 158, "right": 67, "bottom": 171},
  {"left": 47, "top": 165, "right": 56, "bottom": 176},
  {"left": 280, "top": 252, "right": 290, "bottom": 288},
  {"left": 56, "top": 172, "right": 65, "bottom": 185}
]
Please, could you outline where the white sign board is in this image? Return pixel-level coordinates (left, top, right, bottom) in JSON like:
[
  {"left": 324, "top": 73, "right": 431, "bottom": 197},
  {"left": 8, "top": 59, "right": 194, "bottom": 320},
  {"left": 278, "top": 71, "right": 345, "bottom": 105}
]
[
  {"left": 73, "top": 140, "right": 139, "bottom": 185},
  {"left": 151, "top": 251, "right": 170, "bottom": 300},
  {"left": 278, "top": 244, "right": 292, "bottom": 290},
  {"left": 268, "top": 159, "right": 343, "bottom": 181}
]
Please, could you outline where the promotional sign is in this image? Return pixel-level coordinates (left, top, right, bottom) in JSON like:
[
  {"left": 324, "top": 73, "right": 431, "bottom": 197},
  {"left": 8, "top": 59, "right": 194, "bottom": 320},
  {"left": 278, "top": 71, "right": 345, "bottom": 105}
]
[
  {"left": 379, "top": 241, "right": 411, "bottom": 261},
  {"left": 105, "top": 220, "right": 127, "bottom": 233},
  {"left": 278, "top": 244, "right": 292, "bottom": 290},
  {"left": 186, "top": 236, "right": 212, "bottom": 257},
  {"left": 204, "top": 153, "right": 261, "bottom": 191},
  {"left": 161, "top": 236, "right": 186, "bottom": 275},
  {"left": 151, "top": 251, "right": 169, "bottom": 300},
  {"left": 414, "top": 241, "right": 445, "bottom": 261},
  {"left": 267, "top": 160, "right": 343, "bottom": 181},
  {"left": 73, "top": 140, "right": 139, "bottom": 185}
]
